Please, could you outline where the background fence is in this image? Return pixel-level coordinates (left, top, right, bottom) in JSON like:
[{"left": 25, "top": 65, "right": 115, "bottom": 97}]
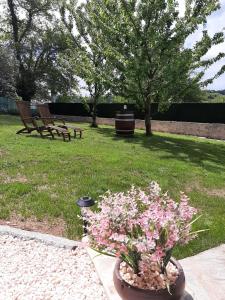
[
  {"left": 1, "top": 98, "right": 225, "bottom": 124},
  {"left": 0, "top": 98, "right": 37, "bottom": 116},
  {"left": 49, "top": 102, "right": 225, "bottom": 124},
  {"left": 0, "top": 97, "right": 18, "bottom": 114}
]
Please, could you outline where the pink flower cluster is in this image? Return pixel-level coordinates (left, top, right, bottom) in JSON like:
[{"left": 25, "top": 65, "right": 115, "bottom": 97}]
[{"left": 84, "top": 182, "right": 198, "bottom": 273}]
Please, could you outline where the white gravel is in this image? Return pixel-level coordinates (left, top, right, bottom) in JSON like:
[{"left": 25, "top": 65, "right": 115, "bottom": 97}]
[{"left": 0, "top": 235, "right": 107, "bottom": 300}]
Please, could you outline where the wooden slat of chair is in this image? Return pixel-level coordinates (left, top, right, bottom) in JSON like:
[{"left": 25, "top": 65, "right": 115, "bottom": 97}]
[
  {"left": 47, "top": 125, "right": 71, "bottom": 142},
  {"left": 16, "top": 101, "right": 37, "bottom": 134},
  {"left": 16, "top": 101, "right": 72, "bottom": 141},
  {"left": 35, "top": 105, "right": 71, "bottom": 141},
  {"left": 37, "top": 103, "right": 84, "bottom": 138},
  {"left": 16, "top": 101, "right": 54, "bottom": 139}
]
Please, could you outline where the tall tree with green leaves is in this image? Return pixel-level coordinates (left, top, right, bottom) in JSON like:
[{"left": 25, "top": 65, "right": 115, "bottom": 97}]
[
  {"left": 59, "top": 0, "right": 111, "bottom": 127},
  {"left": 33, "top": 30, "right": 78, "bottom": 102},
  {"left": 1, "top": 0, "right": 74, "bottom": 101},
  {"left": 0, "top": 44, "right": 17, "bottom": 98},
  {"left": 86, "top": 0, "right": 225, "bottom": 135}
]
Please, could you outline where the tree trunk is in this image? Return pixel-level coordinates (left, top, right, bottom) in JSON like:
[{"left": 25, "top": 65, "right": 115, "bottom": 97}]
[
  {"left": 91, "top": 98, "right": 98, "bottom": 128},
  {"left": 16, "top": 68, "right": 36, "bottom": 101},
  {"left": 91, "top": 114, "right": 98, "bottom": 128},
  {"left": 145, "top": 102, "right": 152, "bottom": 136}
]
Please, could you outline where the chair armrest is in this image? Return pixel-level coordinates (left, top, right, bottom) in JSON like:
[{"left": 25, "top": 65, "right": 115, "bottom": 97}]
[
  {"left": 37, "top": 117, "right": 65, "bottom": 124},
  {"left": 22, "top": 117, "right": 39, "bottom": 127}
]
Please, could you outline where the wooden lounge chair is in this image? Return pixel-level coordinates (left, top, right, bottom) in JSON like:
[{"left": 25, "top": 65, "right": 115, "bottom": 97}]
[
  {"left": 16, "top": 101, "right": 71, "bottom": 141},
  {"left": 36, "top": 103, "right": 84, "bottom": 138}
]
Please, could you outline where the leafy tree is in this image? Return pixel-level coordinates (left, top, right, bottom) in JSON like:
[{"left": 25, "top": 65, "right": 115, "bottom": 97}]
[
  {"left": 1, "top": 0, "right": 75, "bottom": 101},
  {"left": 201, "top": 90, "right": 225, "bottom": 103},
  {"left": 87, "top": 0, "right": 225, "bottom": 135},
  {"left": 180, "top": 84, "right": 205, "bottom": 103},
  {"left": 56, "top": 94, "right": 82, "bottom": 103},
  {"left": 212, "top": 89, "right": 225, "bottom": 96},
  {"left": 59, "top": 0, "right": 111, "bottom": 127},
  {"left": 0, "top": 44, "right": 17, "bottom": 98},
  {"left": 33, "top": 31, "right": 78, "bottom": 102}
]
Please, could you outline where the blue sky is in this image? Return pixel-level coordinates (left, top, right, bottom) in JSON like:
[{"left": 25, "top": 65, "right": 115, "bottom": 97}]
[
  {"left": 181, "top": 0, "right": 225, "bottom": 90},
  {"left": 79, "top": 0, "right": 225, "bottom": 94},
  {"left": 1, "top": 0, "right": 224, "bottom": 91}
]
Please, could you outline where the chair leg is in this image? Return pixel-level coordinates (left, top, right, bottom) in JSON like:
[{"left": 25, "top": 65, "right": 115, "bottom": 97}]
[
  {"left": 16, "top": 128, "right": 28, "bottom": 134},
  {"left": 63, "top": 132, "right": 71, "bottom": 142},
  {"left": 49, "top": 129, "right": 54, "bottom": 139},
  {"left": 62, "top": 133, "right": 66, "bottom": 142},
  {"left": 39, "top": 130, "right": 44, "bottom": 138}
]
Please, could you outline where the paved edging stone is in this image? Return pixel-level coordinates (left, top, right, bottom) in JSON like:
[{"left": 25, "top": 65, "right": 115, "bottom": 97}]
[
  {"left": 87, "top": 244, "right": 225, "bottom": 300},
  {"left": 0, "top": 225, "right": 79, "bottom": 249}
]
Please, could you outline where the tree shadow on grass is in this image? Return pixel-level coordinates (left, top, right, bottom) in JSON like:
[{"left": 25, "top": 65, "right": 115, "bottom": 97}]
[
  {"left": 96, "top": 127, "right": 225, "bottom": 174},
  {"left": 0, "top": 115, "right": 21, "bottom": 126},
  {"left": 25, "top": 134, "right": 72, "bottom": 142}
]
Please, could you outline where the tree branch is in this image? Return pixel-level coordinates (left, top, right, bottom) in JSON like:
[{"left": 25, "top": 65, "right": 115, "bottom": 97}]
[
  {"left": 19, "top": 10, "right": 33, "bottom": 42},
  {"left": 7, "top": 0, "right": 18, "bottom": 43}
]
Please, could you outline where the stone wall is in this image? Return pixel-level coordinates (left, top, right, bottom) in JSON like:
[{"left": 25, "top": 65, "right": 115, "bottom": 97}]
[
  {"left": 151, "top": 120, "right": 225, "bottom": 140},
  {"left": 56, "top": 115, "right": 225, "bottom": 141}
]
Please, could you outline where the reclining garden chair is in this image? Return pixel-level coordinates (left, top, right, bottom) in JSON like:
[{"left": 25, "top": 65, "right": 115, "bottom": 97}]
[
  {"left": 16, "top": 101, "right": 71, "bottom": 141},
  {"left": 36, "top": 103, "right": 84, "bottom": 138}
]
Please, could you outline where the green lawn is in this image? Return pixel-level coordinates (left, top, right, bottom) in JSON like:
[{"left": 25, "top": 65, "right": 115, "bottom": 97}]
[{"left": 0, "top": 115, "right": 225, "bottom": 258}]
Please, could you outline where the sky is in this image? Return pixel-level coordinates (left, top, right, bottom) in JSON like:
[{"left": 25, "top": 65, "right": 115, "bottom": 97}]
[
  {"left": 79, "top": 0, "right": 225, "bottom": 92},
  {"left": 179, "top": 0, "right": 225, "bottom": 90},
  {"left": 0, "top": 0, "right": 224, "bottom": 91},
  {"left": 80, "top": 0, "right": 225, "bottom": 92}
]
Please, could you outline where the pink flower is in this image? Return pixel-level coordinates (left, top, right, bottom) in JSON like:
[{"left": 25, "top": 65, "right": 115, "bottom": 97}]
[
  {"left": 83, "top": 182, "right": 199, "bottom": 275},
  {"left": 178, "top": 193, "right": 197, "bottom": 222},
  {"left": 151, "top": 247, "right": 165, "bottom": 262}
]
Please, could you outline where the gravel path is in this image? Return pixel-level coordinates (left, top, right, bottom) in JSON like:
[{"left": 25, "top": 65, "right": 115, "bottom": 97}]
[{"left": 0, "top": 235, "right": 107, "bottom": 300}]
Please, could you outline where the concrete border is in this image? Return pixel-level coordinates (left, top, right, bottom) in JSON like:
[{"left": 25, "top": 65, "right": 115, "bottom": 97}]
[
  {"left": 0, "top": 225, "right": 79, "bottom": 249},
  {"left": 87, "top": 248, "right": 193, "bottom": 300},
  {"left": 2, "top": 226, "right": 224, "bottom": 300},
  {"left": 87, "top": 245, "right": 225, "bottom": 300}
]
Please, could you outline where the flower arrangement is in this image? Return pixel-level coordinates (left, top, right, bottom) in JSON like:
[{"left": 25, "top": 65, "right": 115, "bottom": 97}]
[{"left": 84, "top": 182, "right": 201, "bottom": 290}]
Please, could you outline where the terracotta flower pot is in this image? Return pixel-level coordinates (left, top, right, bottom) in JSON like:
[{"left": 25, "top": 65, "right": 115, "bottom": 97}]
[{"left": 113, "top": 258, "right": 185, "bottom": 300}]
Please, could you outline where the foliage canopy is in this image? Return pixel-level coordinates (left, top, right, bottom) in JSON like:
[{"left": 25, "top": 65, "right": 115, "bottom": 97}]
[{"left": 84, "top": 0, "right": 225, "bottom": 135}]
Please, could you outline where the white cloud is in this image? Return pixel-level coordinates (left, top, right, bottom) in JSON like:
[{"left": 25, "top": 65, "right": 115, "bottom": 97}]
[
  {"left": 1, "top": 0, "right": 224, "bottom": 91},
  {"left": 203, "top": 1, "right": 225, "bottom": 90},
  {"left": 180, "top": 0, "right": 225, "bottom": 90}
]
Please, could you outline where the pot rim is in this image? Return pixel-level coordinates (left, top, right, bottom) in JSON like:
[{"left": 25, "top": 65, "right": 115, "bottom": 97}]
[{"left": 114, "top": 257, "right": 185, "bottom": 295}]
